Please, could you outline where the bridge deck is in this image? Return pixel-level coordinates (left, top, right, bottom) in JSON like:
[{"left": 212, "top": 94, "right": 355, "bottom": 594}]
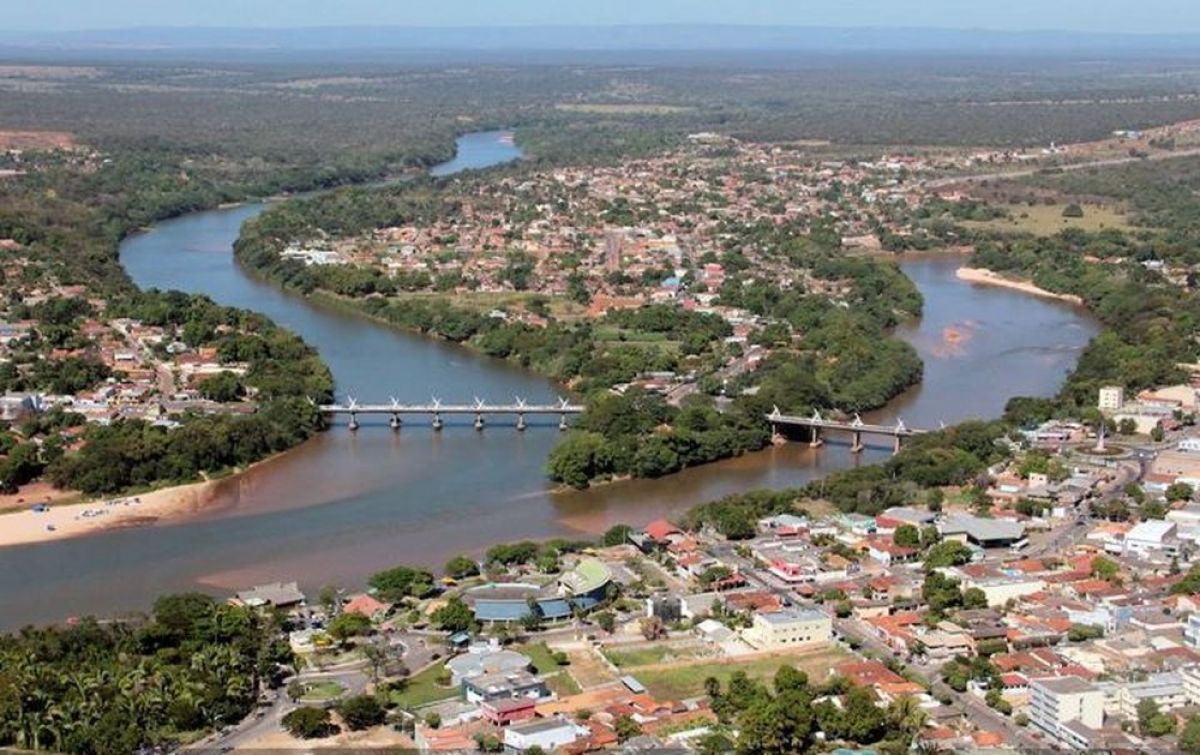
[
  {"left": 320, "top": 404, "right": 584, "bottom": 414},
  {"left": 768, "top": 414, "right": 926, "bottom": 437}
]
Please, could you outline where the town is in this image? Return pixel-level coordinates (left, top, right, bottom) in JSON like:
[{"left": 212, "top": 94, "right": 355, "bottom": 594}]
[{"left": 197, "top": 378, "right": 1200, "bottom": 752}]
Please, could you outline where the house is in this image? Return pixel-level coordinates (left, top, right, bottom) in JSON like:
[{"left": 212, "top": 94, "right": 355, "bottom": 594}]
[
  {"left": 415, "top": 725, "right": 476, "bottom": 752},
  {"left": 503, "top": 715, "right": 588, "bottom": 752},
  {"left": 462, "top": 669, "right": 550, "bottom": 704},
  {"left": 231, "top": 581, "right": 306, "bottom": 609},
  {"left": 341, "top": 593, "right": 391, "bottom": 621},
  {"left": 741, "top": 607, "right": 831, "bottom": 651},
  {"left": 1029, "top": 676, "right": 1105, "bottom": 750},
  {"left": 481, "top": 697, "right": 538, "bottom": 726}
]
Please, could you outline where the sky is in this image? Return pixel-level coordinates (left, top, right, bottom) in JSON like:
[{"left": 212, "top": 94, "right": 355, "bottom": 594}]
[{"left": 8, "top": 0, "right": 1200, "bottom": 35}]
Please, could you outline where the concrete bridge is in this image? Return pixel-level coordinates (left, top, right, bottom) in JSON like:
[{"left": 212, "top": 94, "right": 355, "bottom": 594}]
[
  {"left": 767, "top": 407, "right": 928, "bottom": 454},
  {"left": 319, "top": 397, "right": 584, "bottom": 431}
]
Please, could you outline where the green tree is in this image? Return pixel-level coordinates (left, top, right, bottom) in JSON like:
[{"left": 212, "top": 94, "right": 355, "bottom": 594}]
[
  {"left": 444, "top": 555, "right": 480, "bottom": 579},
  {"left": 432, "top": 597, "right": 476, "bottom": 632},
  {"left": 894, "top": 524, "right": 921, "bottom": 549},
  {"left": 337, "top": 695, "right": 386, "bottom": 731},
  {"left": 1092, "top": 556, "right": 1119, "bottom": 581},
  {"left": 923, "top": 540, "right": 973, "bottom": 569},
  {"left": 601, "top": 524, "right": 632, "bottom": 546},
  {"left": 615, "top": 714, "right": 642, "bottom": 742},
  {"left": 327, "top": 612, "right": 372, "bottom": 643},
  {"left": 1168, "top": 482, "right": 1195, "bottom": 502},
  {"left": 283, "top": 707, "right": 337, "bottom": 739},
  {"left": 1179, "top": 714, "right": 1200, "bottom": 754}
]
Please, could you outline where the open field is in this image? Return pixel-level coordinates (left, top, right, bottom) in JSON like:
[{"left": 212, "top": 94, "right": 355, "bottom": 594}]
[
  {"left": 624, "top": 646, "right": 848, "bottom": 700},
  {"left": 960, "top": 203, "right": 1135, "bottom": 235},
  {"left": 603, "top": 643, "right": 714, "bottom": 668},
  {"left": 388, "top": 664, "right": 458, "bottom": 709}
]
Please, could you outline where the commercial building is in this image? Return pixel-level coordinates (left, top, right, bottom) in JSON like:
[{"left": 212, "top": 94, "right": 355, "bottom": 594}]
[
  {"left": 741, "top": 607, "right": 831, "bottom": 651},
  {"left": 503, "top": 715, "right": 587, "bottom": 752},
  {"left": 1029, "top": 676, "right": 1104, "bottom": 750},
  {"left": 939, "top": 513, "right": 1025, "bottom": 548},
  {"left": 1122, "top": 520, "right": 1179, "bottom": 557}
]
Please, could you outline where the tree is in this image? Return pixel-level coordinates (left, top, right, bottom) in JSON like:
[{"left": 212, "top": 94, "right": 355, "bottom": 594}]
[
  {"left": 841, "top": 686, "right": 886, "bottom": 743},
  {"left": 923, "top": 540, "right": 973, "bottom": 569},
  {"left": 615, "top": 714, "right": 642, "bottom": 742},
  {"left": 640, "top": 616, "right": 666, "bottom": 641},
  {"left": 1138, "top": 699, "right": 1175, "bottom": 737},
  {"left": 594, "top": 611, "right": 616, "bottom": 634},
  {"left": 1180, "top": 714, "right": 1200, "bottom": 754},
  {"left": 1118, "top": 418, "right": 1138, "bottom": 436},
  {"left": 1092, "top": 556, "right": 1119, "bottom": 581},
  {"left": 432, "top": 597, "right": 476, "bottom": 632},
  {"left": 601, "top": 524, "right": 632, "bottom": 546},
  {"left": 318, "top": 584, "right": 340, "bottom": 614},
  {"left": 338, "top": 695, "right": 386, "bottom": 731},
  {"left": 198, "top": 371, "right": 245, "bottom": 402},
  {"left": 1068, "top": 623, "right": 1104, "bottom": 642},
  {"left": 282, "top": 707, "right": 337, "bottom": 739},
  {"left": 368, "top": 565, "right": 435, "bottom": 601},
  {"left": 1168, "top": 482, "right": 1195, "bottom": 502},
  {"left": 444, "top": 554, "right": 479, "bottom": 579},
  {"left": 962, "top": 587, "right": 988, "bottom": 609},
  {"left": 327, "top": 612, "right": 372, "bottom": 643},
  {"left": 894, "top": 524, "right": 921, "bottom": 549}
]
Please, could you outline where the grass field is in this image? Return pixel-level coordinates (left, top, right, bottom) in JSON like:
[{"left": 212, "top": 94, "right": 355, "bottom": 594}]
[
  {"left": 603, "top": 644, "right": 712, "bottom": 668},
  {"left": 297, "top": 680, "right": 345, "bottom": 702},
  {"left": 627, "top": 647, "right": 848, "bottom": 700},
  {"left": 388, "top": 664, "right": 458, "bottom": 709},
  {"left": 961, "top": 203, "right": 1135, "bottom": 235},
  {"left": 516, "top": 642, "right": 563, "bottom": 675}
]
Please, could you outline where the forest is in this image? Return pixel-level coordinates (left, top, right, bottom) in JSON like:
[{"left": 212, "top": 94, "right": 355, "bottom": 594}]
[{"left": 0, "top": 593, "right": 293, "bottom": 754}]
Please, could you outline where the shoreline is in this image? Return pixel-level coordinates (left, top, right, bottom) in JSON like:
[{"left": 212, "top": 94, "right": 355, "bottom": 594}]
[
  {"left": 0, "top": 477, "right": 220, "bottom": 548},
  {"left": 956, "top": 266, "right": 1084, "bottom": 305}
]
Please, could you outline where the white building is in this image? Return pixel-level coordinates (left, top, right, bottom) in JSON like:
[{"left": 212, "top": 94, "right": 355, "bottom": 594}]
[
  {"left": 503, "top": 716, "right": 587, "bottom": 752},
  {"left": 1098, "top": 386, "right": 1126, "bottom": 412},
  {"left": 1187, "top": 614, "right": 1200, "bottom": 651},
  {"left": 1123, "top": 520, "right": 1179, "bottom": 557},
  {"left": 957, "top": 573, "right": 1046, "bottom": 608},
  {"left": 1029, "top": 676, "right": 1105, "bottom": 750},
  {"left": 1180, "top": 664, "right": 1200, "bottom": 704},
  {"left": 741, "top": 607, "right": 831, "bottom": 651},
  {"left": 1111, "top": 672, "right": 1188, "bottom": 720}
]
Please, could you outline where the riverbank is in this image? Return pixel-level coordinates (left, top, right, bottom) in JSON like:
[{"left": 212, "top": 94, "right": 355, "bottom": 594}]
[
  {"left": 956, "top": 266, "right": 1084, "bottom": 305},
  {"left": 0, "top": 478, "right": 219, "bottom": 547}
]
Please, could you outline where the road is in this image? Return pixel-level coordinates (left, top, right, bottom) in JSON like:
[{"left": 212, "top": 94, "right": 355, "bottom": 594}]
[{"left": 924, "top": 145, "right": 1200, "bottom": 188}]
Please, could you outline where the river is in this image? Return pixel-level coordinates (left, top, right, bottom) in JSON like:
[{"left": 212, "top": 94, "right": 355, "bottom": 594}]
[{"left": 0, "top": 132, "right": 1099, "bottom": 629}]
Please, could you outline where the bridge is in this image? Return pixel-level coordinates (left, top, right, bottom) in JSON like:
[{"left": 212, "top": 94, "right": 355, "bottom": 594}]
[
  {"left": 767, "top": 407, "right": 928, "bottom": 454},
  {"left": 319, "top": 397, "right": 584, "bottom": 431}
]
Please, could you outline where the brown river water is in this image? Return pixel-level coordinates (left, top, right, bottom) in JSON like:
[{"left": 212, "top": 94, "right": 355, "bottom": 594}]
[{"left": 0, "top": 132, "right": 1098, "bottom": 628}]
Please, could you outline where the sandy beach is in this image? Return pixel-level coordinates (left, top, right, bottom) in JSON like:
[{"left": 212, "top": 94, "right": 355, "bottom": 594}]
[
  {"left": 0, "top": 478, "right": 218, "bottom": 548},
  {"left": 956, "top": 266, "right": 1084, "bottom": 305}
]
